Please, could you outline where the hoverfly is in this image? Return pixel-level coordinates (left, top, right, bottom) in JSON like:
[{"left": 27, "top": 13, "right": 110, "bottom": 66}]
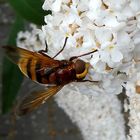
[{"left": 3, "top": 37, "right": 98, "bottom": 116}]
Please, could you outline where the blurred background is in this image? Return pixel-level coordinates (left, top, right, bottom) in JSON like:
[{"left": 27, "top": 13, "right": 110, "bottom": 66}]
[{"left": 0, "top": 0, "right": 83, "bottom": 139}]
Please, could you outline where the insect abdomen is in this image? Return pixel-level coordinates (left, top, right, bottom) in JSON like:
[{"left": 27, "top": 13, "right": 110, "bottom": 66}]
[
  {"left": 18, "top": 58, "right": 50, "bottom": 84},
  {"left": 19, "top": 58, "right": 38, "bottom": 81}
]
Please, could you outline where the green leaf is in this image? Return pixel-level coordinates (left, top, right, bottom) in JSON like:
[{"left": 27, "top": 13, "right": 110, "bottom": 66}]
[
  {"left": 2, "top": 15, "right": 24, "bottom": 114},
  {"left": 8, "top": 0, "right": 50, "bottom": 25}
]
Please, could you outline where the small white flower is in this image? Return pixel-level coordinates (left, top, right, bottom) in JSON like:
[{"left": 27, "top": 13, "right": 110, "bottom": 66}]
[
  {"left": 99, "top": 42, "right": 123, "bottom": 64},
  {"left": 42, "top": 0, "right": 62, "bottom": 12}
]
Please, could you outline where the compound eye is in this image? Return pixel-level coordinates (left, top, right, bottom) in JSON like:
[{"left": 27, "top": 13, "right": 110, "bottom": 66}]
[{"left": 74, "top": 59, "right": 86, "bottom": 74}]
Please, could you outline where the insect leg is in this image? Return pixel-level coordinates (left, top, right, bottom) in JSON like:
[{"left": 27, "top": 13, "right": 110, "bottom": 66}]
[
  {"left": 70, "top": 49, "right": 98, "bottom": 61},
  {"left": 38, "top": 41, "right": 49, "bottom": 56},
  {"left": 53, "top": 37, "right": 68, "bottom": 58}
]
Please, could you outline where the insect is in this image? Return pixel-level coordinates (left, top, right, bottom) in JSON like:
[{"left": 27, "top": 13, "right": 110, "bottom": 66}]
[{"left": 3, "top": 37, "right": 98, "bottom": 116}]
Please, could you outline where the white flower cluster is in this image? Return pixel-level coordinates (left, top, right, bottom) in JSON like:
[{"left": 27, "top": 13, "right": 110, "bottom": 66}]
[
  {"left": 42, "top": 0, "right": 140, "bottom": 95},
  {"left": 17, "top": 0, "right": 140, "bottom": 95},
  {"left": 17, "top": 24, "right": 46, "bottom": 52},
  {"left": 16, "top": 0, "right": 140, "bottom": 139}
]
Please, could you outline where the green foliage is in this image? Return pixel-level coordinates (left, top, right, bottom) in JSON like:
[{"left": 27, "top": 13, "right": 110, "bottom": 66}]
[
  {"left": 8, "top": 0, "right": 50, "bottom": 25},
  {"left": 2, "top": 15, "right": 24, "bottom": 114}
]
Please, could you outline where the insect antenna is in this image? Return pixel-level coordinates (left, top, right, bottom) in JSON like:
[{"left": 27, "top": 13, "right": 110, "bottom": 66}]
[
  {"left": 53, "top": 37, "right": 68, "bottom": 58},
  {"left": 70, "top": 49, "right": 98, "bottom": 61}
]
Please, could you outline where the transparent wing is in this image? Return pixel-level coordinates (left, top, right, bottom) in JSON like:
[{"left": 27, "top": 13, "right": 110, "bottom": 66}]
[
  {"left": 3, "top": 46, "right": 59, "bottom": 65},
  {"left": 3, "top": 46, "right": 60, "bottom": 72},
  {"left": 16, "top": 85, "right": 64, "bottom": 116}
]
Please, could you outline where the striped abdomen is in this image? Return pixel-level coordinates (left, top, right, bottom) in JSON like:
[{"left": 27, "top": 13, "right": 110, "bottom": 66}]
[{"left": 18, "top": 58, "right": 76, "bottom": 85}]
